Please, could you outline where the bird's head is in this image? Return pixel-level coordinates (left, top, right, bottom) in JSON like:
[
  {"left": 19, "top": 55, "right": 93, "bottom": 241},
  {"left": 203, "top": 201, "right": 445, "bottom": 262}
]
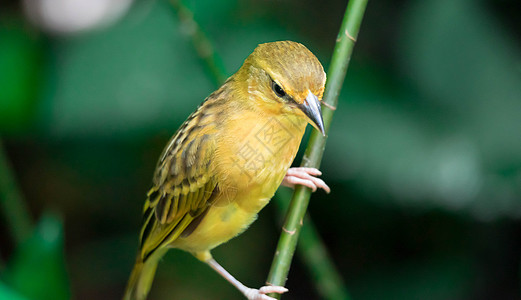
[{"left": 237, "top": 41, "right": 327, "bottom": 135}]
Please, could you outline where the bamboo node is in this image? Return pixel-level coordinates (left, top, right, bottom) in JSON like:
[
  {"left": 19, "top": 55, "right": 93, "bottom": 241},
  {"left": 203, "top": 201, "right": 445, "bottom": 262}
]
[
  {"left": 282, "top": 227, "right": 296, "bottom": 235},
  {"left": 345, "top": 29, "right": 357, "bottom": 42},
  {"left": 322, "top": 101, "right": 337, "bottom": 111}
]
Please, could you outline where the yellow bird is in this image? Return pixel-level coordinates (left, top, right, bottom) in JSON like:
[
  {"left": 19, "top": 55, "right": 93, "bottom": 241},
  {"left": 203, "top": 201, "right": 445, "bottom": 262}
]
[{"left": 124, "top": 41, "right": 330, "bottom": 300}]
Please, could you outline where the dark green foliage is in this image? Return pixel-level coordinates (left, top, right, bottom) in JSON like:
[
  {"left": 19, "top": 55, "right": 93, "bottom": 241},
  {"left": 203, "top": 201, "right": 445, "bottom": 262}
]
[
  {"left": 3, "top": 214, "right": 69, "bottom": 300},
  {"left": 1, "top": 0, "right": 521, "bottom": 299}
]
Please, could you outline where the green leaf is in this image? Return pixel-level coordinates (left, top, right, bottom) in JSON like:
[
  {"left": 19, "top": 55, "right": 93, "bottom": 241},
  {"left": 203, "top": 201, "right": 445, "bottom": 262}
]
[
  {"left": 0, "top": 17, "right": 42, "bottom": 132},
  {"left": 0, "top": 281, "right": 29, "bottom": 300},
  {"left": 6, "top": 213, "right": 70, "bottom": 300}
]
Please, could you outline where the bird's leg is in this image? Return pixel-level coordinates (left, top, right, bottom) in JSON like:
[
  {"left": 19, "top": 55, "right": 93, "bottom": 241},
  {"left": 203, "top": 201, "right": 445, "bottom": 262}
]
[
  {"left": 205, "top": 258, "right": 287, "bottom": 300},
  {"left": 281, "top": 167, "right": 330, "bottom": 193}
]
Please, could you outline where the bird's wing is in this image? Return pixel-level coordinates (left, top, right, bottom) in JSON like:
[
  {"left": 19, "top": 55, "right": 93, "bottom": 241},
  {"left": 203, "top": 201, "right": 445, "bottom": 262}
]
[{"left": 138, "top": 97, "right": 223, "bottom": 260}]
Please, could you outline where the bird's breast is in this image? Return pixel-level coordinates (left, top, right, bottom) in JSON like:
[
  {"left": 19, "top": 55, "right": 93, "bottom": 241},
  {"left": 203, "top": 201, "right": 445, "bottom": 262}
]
[
  {"left": 172, "top": 110, "right": 307, "bottom": 253},
  {"left": 215, "top": 111, "right": 307, "bottom": 212}
]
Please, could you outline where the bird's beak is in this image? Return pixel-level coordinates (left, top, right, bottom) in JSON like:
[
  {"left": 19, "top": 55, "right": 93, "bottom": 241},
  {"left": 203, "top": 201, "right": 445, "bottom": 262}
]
[{"left": 299, "top": 91, "right": 325, "bottom": 136}]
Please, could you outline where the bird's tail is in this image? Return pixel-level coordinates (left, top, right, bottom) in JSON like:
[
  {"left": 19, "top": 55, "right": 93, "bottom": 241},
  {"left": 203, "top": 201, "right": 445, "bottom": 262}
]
[{"left": 123, "top": 250, "right": 165, "bottom": 300}]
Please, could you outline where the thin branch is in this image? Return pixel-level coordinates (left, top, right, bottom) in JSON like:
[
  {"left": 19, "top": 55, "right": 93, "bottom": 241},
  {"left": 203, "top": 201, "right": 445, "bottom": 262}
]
[
  {"left": 266, "top": 0, "right": 369, "bottom": 298},
  {"left": 168, "top": 0, "right": 228, "bottom": 86},
  {"left": 273, "top": 189, "right": 350, "bottom": 300},
  {"left": 0, "top": 139, "right": 32, "bottom": 247}
]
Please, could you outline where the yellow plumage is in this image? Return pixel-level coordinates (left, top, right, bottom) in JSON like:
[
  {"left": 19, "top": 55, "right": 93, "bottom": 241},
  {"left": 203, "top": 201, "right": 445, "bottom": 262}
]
[{"left": 124, "top": 41, "right": 327, "bottom": 300}]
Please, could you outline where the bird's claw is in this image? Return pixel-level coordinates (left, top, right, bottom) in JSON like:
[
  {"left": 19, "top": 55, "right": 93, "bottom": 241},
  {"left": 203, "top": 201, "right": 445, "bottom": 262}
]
[
  {"left": 244, "top": 285, "right": 288, "bottom": 300},
  {"left": 281, "top": 167, "right": 330, "bottom": 193}
]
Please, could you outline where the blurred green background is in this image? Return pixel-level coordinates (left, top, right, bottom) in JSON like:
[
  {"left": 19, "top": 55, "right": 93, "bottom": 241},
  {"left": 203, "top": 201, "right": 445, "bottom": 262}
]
[{"left": 1, "top": 0, "right": 521, "bottom": 299}]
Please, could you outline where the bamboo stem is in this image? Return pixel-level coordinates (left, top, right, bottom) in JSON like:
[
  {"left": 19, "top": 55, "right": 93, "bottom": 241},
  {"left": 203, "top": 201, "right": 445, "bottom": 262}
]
[
  {"left": 266, "top": 1, "right": 368, "bottom": 297},
  {"left": 273, "top": 189, "right": 350, "bottom": 300},
  {"left": 0, "top": 139, "right": 32, "bottom": 246}
]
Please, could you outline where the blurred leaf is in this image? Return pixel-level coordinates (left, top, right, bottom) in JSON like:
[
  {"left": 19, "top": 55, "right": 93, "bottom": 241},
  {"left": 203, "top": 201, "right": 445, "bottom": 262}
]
[
  {"left": 400, "top": 0, "right": 521, "bottom": 166},
  {"left": 350, "top": 255, "right": 473, "bottom": 300},
  {"left": 38, "top": 0, "right": 212, "bottom": 138},
  {"left": 397, "top": 0, "right": 521, "bottom": 218},
  {"left": 6, "top": 213, "right": 70, "bottom": 300},
  {"left": 0, "top": 18, "right": 42, "bottom": 132},
  {"left": 321, "top": 0, "right": 521, "bottom": 220},
  {"left": 37, "top": 0, "right": 307, "bottom": 139},
  {"left": 0, "top": 281, "right": 29, "bottom": 300}
]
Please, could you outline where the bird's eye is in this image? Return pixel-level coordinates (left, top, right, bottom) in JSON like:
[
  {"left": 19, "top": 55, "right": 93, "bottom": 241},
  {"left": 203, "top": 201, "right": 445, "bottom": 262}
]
[{"left": 272, "top": 81, "right": 286, "bottom": 98}]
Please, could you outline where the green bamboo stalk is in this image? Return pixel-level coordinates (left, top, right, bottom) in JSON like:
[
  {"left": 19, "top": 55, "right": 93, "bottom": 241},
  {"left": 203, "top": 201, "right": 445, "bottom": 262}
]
[
  {"left": 273, "top": 189, "right": 350, "bottom": 300},
  {"left": 266, "top": 0, "right": 368, "bottom": 297},
  {"left": 168, "top": 0, "right": 228, "bottom": 86},
  {"left": 0, "top": 139, "right": 32, "bottom": 246}
]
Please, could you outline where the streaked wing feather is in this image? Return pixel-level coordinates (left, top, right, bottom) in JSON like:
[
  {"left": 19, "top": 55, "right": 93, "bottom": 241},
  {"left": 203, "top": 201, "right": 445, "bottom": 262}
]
[{"left": 138, "top": 93, "right": 224, "bottom": 260}]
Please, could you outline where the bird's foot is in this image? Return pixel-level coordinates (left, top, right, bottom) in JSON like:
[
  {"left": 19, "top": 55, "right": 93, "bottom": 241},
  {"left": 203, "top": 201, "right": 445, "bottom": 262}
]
[
  {"left": 281, "top": 167, "right": 330, "bottom": 193},
  {"left": 243, "top": 285, "right": 288, "bottom": 300}
]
